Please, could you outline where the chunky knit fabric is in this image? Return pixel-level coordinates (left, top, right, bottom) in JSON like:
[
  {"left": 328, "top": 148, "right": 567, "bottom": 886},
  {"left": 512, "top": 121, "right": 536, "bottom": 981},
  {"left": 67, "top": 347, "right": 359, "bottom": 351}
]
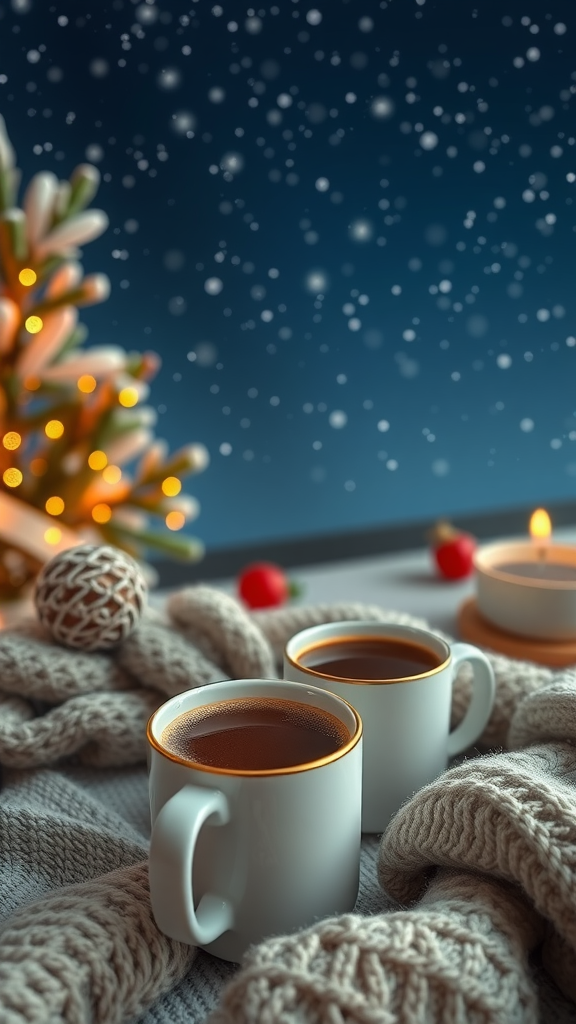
[
  {"left": 209, "top": 872, "right": 542, "bottom": 1024},
  {"left": 0, "top": 584, "right": 574, "bottom": 1024}
]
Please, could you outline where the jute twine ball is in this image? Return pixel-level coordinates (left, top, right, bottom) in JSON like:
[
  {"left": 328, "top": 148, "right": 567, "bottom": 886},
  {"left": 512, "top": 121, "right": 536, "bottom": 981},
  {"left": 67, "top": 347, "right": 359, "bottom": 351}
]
[{"left": 34, "top": 544, "right": 148, "bottom": 652}]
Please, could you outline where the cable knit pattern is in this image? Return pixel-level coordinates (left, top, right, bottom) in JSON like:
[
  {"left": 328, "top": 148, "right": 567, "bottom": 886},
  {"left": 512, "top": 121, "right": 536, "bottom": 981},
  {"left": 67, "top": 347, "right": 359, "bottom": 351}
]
[
  {"left": 508, "top": 672, "right": 576, "bottom": 750},
  {"left": 0, "top": 689, "right": 159, "bottom": 769},
  {"left": 0, "top": 620, "right": 132, "bottom": 698},
  {"left": 0, "top": 768, "right": 196, "bottom": 1023},
  {"left": 208, "top": 872, "right": 542, "bottom": 1024},
  {"left": 166, "top": 586, "right": 277, "bottom": 680},
  {"left": 376, "top": 740, "right": 576, "bottom": 1003},
  {"left": 0, "top": 584, "right": 575, "bottom": 1024},
  {"left": 0, "top": 866, "right": 196, "bottom": 1024},
  {"left": 117, "top": 617, "right": 228, "bottom": 695}
]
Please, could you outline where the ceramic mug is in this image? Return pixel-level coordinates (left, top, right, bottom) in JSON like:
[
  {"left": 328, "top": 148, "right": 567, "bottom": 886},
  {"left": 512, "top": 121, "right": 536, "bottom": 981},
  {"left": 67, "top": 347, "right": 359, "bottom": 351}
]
[
  {"left": 284, "top": 621, "right": 496, "bottom": 834},
  {"left": 147, "top": 677, "right": 363, "bottom": 963}
]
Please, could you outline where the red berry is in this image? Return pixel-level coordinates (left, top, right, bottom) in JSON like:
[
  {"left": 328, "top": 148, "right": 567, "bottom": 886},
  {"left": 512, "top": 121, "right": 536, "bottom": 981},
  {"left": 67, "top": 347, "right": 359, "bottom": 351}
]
[
  {"left": 433, "top": 533, "right": 477, "bottom": 580},
  {"left": 238, "top": 562, "right": 290, "bottom": 609}
]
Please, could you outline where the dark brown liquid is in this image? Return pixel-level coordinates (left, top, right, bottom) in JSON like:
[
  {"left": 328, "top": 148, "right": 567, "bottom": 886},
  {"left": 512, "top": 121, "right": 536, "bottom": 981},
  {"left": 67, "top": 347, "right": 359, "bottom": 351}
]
[
  {"left": 161, "top": 697, "right": 350, "bottom": 771},
  {"left": 299, "top": 637, "right": 442, "bottom": 681}
]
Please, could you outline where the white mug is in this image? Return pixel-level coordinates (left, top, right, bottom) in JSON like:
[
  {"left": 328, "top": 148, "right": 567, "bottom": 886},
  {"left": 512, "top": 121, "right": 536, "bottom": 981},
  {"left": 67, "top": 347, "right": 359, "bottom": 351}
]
[
  {"left": 284, "top": 622, "right": 495, "bottom": 834},
  {"left": 147, "top": 677, "right": 363, "bottom": 963}
]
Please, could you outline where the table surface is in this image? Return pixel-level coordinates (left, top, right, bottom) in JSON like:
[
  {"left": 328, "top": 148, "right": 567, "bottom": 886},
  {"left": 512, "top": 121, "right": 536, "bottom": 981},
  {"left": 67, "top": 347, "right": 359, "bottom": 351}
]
[{"left": 202, "top": 525, "right": 576, "bottom": 638}]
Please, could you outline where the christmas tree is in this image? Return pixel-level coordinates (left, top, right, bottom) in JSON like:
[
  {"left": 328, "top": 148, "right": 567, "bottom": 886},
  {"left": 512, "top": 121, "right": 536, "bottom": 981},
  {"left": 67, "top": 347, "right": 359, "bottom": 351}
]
[{"left": 0, "top": 115, "right": 207, "bottom": 600}]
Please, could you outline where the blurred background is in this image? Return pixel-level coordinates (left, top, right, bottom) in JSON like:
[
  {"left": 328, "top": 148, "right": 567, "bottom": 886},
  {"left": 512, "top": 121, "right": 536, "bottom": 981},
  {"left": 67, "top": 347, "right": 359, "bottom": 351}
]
[{"left": 1, "top": 0, "right": 574, "bottom": 559}]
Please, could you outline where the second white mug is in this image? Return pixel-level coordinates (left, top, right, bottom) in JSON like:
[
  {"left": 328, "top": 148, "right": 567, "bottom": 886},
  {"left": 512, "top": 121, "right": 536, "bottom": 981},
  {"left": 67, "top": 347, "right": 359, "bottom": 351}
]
[{"left": 285, "top": 621, "right": 495, "bottom": 834}]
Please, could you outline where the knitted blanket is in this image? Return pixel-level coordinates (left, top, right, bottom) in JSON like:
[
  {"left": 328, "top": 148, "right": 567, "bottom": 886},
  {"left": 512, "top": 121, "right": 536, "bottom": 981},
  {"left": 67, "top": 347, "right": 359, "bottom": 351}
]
[{"left": 0, "top": 585, "right": 574, "bottom": 1023}]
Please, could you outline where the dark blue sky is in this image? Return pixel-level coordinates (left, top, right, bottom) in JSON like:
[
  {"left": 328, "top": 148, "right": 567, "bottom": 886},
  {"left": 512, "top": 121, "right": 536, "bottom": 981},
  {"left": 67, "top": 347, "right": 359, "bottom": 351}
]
[{"left": 1, "top": 0, "right": 574, "bottom": 551}]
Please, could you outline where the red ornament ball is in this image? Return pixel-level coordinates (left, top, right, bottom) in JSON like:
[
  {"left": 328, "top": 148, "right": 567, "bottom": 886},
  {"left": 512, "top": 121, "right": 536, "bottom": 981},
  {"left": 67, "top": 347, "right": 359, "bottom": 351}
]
[
  {"left": 238, "top": 562, "right": 290, "bottom": 609},
  {"left": 430, "top": 522, "right": 477, "bottom": 581}
]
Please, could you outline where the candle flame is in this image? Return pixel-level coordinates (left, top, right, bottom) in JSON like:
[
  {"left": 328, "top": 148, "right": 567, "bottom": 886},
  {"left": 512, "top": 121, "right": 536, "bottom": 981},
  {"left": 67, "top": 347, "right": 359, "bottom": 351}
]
[{"left": 529, "top": 508, "right": 551, "bottom": 542}]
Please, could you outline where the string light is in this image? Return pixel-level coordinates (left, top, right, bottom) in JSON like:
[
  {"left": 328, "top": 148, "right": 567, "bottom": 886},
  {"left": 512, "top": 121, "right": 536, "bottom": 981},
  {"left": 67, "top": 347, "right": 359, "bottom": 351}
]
[
  {"left": 166, "top": 510, "right": 186, "bottom": 531},
  {"left": 45, "top": 496, "right": 65, "bottom": 516},
  {"left": 161, "top": 476, "right": 182, "bottom": 496},
  {"left": 3, "top": 468, "right": 23, "bottom": 488},
  {"left": 88, "top": 450, "right": 108, "bottom": 470},
  {"left": 77, "top": 374, "right": 97, "bottom": 394},
  {"left": 18, "top": 268, "right": 37, "bottom": 286},
  {"left": 24, "top": 315, "right": 43, "bottom": 334},
  {"left": 92, "top": 503, "right": 112, "bottom": 523},
  {"left": 44, "top": 527, "right": 62, "bottom": 545},
  {"left": 45, "top": 419, "right": 64, "bottom": 439},
  {"left": 118, "top": 386, "right": 139, "bottom": 408},
  {"left": 2, "top": 431, "right": 21, "bottom": 450},
  {"left": 102, "top": 464, "right": 122, "bottom": 484},
  {"left": 30, "top": 457, "right": 48, "bottom": 476}
]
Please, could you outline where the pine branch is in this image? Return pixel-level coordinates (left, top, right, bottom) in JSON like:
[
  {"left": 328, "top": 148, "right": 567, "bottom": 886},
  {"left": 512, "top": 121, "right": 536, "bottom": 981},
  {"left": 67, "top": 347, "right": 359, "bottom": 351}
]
[{"left": 0, "top": 117, "right": 207, "bottom": 580}]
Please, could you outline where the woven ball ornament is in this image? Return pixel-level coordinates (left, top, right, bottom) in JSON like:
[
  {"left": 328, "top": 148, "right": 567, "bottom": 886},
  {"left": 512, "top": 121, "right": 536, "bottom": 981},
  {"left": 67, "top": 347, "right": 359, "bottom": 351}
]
[{"left": 34, "top": 544, "right": 148, "bottom": 651}]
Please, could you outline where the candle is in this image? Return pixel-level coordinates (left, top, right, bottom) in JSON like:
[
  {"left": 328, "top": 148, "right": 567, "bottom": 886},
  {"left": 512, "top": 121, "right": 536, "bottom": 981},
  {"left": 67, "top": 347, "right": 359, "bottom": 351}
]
[
  {"left": 492, "top": 509, "right": 576, "bottom": 579},
  {"left": 474, "top": 509, "right": 576, "bottom": 640}
]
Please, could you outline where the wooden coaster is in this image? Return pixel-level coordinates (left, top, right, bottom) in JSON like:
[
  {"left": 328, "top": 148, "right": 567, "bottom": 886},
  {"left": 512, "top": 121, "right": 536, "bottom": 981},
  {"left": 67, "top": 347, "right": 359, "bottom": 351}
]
[{"left": 458, "top": 597, "right": 576, "bottom": 668}]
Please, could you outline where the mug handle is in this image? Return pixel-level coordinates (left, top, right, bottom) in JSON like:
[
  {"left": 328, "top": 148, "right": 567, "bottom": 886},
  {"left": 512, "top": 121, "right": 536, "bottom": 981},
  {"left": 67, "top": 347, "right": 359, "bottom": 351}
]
[
  {"left": 149, "top": 784, "right": 234, "bottom": 946},
  {"left": 446, "top": 643, "right": 496, "bottom": 757}
]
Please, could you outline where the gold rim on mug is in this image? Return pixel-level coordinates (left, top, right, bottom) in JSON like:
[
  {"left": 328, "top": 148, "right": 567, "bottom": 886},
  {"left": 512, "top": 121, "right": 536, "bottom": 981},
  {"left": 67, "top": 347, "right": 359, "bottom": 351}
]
[
  {"left": 147, "top": 696, "right": 363, "bottom": 778},
  {"left": 285, "top": 633, "right": 452, "bottom": 686}
]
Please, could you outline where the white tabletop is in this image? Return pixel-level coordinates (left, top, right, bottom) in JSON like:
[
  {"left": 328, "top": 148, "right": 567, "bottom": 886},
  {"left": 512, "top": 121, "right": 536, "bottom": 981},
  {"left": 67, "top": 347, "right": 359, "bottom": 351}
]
[{"left": 208, "top": 526, "right": 576, "bottom": 639}]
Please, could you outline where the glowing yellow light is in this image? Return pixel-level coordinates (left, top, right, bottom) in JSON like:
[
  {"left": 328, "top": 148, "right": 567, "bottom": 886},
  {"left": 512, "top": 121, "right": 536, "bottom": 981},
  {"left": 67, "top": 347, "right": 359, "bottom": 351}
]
[
  {"left": 166, "top": 510, "right": 186, "bottom": 531},
  {"left": 45, "top": 496, "right": 65, "bottom": 516},
  {"left": 118, "top": 386, "right": 139, "bottom": 408},
  {"left": 78, "top": 374, "right": 97, "bottom": 394},
  {"left": 45, "top": 419, "right": 64, "bottom": 439},
  {"left": 19, "top": 268, "right": 37, "bottom": 286},
  {"left": 92, "top": 502, "right": 112, "bottom": 524},
  {"left": 529, "top": 508, "right": 552, "bottom": 542},
  {"left": 2, "top": 431, "right": 21, "bottom": 451},
  {"left": 25, "top": 315, "right": 43, "bottom": 334},
  {"left": 88, "top": 450, "right": 108, "bottom": 471},
  {"left": 161, "top": 476, "right": 182, "bottom": 497},
  {"left": 44, "top": 527, "right": 62, "bottom": 546},
  {"left": 24, "top": 376, "right": 41, "bottom": 391},
  {"left": 30, "top": 457, "right": 48, "bottom": 477},
  {"left": 102, "top": 464, "right": 122, "bottom": 484},
  {"left": 3, "top": 467, "right": 23, "bottom": 488}
]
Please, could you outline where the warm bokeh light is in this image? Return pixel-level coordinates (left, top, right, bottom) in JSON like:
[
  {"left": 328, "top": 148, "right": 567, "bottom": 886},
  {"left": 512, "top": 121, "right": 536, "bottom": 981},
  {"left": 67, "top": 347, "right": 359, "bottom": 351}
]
[
  {"left": 30, "top": 457, "right": 48, "bottom": 476},
  {"left": 24, "top": 376, "right": 41, "bottom": 391},
  {"left": 45, "top": 419, "right": 64, "bottom": 439},
  {"left": 77, "top": 374, "right": 97, "bottom": 394},
  {"left": 92, "top": 502, "right": 112, "bottom": 523},
  {"left": 88, "top": 450, "right": 108, "bottom": 470},
  {"left": 3, "top": 468, "right": 23, "bottom": 488},
  {"left": 2, "top": 431, "right": 21, "bottom": 451},
  {"left": 24, "top": 315, "right": 43, "bottom": 334},
  {"left": 102, "top": 464, "right": 122, "bottom": 484},
  {"left": 118, "top": 386, "right": 139, "bottom": 408},
  {"left": 45, "top": 496, "right": 65, "bottom": 516},
  {"left": 166, "top": 510, "right": 186, "bottom": 531},
  {"left": 529, "top": 508, "right": 552, "bottom": 542},
  {"left": 44, "top": 527, "right": 62, "bottom": 545},
  {"left": 18, "top": 268, "right": 37, "bottom": 286},
  {"left": 161, "top": 476, "right": 182, "bottom": 497}
]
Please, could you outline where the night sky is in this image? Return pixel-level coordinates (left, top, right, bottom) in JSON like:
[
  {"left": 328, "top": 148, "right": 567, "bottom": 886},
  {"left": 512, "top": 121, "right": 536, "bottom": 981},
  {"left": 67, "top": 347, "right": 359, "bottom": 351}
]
[{"left": 0, "top": 0, "right": 574, "bottom": 553}]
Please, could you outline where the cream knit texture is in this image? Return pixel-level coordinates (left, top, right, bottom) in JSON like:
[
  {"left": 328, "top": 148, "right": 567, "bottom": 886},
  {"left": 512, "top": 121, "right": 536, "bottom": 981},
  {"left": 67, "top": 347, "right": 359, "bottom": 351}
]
[
  {"left": 209, "top": 872, "right": 542, "bottom": 1024},
  {"left": 0, "top": 584, "right": 574, "bottom": 1024}
]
